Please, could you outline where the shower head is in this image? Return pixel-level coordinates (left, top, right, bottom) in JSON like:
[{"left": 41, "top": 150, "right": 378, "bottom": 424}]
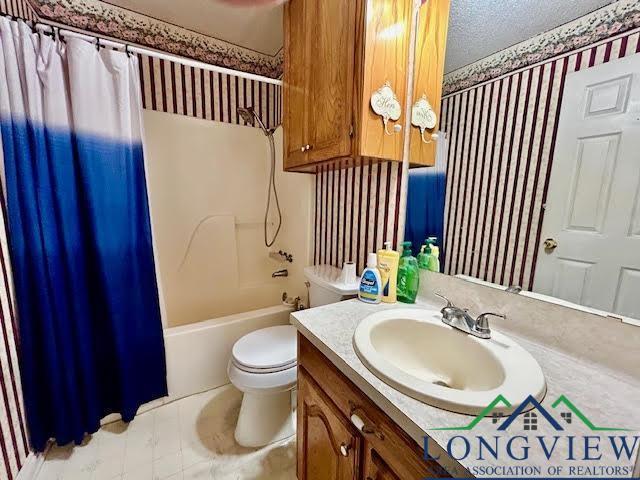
[
  {"left": 237, "top": 107, "right": 255, "bottom": 124},
  {"left": 237, "top": 106, "right": 271, "bottom": 135}
]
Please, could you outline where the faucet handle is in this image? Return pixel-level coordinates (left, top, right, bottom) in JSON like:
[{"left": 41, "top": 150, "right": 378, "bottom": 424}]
[
  {"left": 473, "top": 312, "right": 506, "bottom": 338},
  {"left": 434, "top": 292, "right": 453, "bottom": 308},
  {"left": 478, "top": 312, "right": 506, "bottom": 320}
]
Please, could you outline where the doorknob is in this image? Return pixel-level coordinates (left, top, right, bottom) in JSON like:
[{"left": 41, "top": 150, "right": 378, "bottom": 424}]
[{"left": 543, "top": 238, "right": 558, "bottom": 252}]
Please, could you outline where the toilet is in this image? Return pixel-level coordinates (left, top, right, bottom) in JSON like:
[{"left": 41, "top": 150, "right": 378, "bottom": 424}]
[{"left": 228, "top": 264, "right": 359, "bottom": 447}]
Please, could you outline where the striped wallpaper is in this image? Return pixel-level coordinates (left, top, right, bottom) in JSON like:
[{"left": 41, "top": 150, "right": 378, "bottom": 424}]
[
  {"left": 0, "top": 5, "right": 36, "bottom": 480},
  {"left": 0, "top": 0, "right": 36, "bottom": 21},
  {"left": 440, "top": 29, "right": 640, "bottom": 291},
  {"left": 0, "top": 196, "right": 27, "bottom": 480},
  {"left": 313, "top": 160, "right": 404, "bottom": 275},
  {"left": 137, "top": 53, "right": 282, "bottom": 130},
  {"left": 0, "top": 4, "right": 637, "bottom": 478}
]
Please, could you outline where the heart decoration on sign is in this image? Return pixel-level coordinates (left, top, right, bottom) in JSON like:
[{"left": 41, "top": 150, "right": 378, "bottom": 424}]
[
  {"left": 370, "top": 81, "right": 402, "bottom": 135},
  {"left": 411, "top": 94, "right": 438, "bottom": 143}
]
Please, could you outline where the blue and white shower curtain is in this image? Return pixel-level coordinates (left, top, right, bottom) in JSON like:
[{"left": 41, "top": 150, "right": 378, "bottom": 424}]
[
  {"left": 405, "top": 132, "right": 448, "bottom": 269},
  {"left": 0, "top": 19, "right": 167, "bottom": 451}
]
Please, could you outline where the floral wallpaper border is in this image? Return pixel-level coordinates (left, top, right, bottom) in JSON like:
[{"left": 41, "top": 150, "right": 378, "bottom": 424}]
[
  {"left": 28, "top": 0, "right": 283, "bottom": 78},
  {"left": 443, "top": 0, "right": 640, "bottom": 95}
]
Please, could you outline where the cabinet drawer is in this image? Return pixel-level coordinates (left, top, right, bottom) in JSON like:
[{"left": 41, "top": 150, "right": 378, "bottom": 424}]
[{"left": 298, "top": 334, "right": 449, "bottom": 478}]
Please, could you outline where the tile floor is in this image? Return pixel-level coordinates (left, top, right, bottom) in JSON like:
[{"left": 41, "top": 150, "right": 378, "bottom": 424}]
[{"left": 36, "top": 385, "right": 297, "bottom": 480}]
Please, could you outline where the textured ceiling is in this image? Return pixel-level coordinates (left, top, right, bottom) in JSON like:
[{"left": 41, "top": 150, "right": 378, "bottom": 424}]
[
  {"left": 445, "top": 0, "right": 615, "bottom": 73},
  {"left": 102, "top": 0, "right": 283, "bottom": 56},
  {"left": 101, "top": 0, "right": 617, "bottom": 71}
]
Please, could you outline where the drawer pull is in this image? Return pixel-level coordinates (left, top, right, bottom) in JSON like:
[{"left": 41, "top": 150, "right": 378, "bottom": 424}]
[
  {"left": 350, "top": 413, "right": 366, "bottom": 432},
  {"left": 350, "top": 412, "right": 385, "bottom": 440},
  {"left": 340, "top": 443, "right": 350, "bottom": 457}
]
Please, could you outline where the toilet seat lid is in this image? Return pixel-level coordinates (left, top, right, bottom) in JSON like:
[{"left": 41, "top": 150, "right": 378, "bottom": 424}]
[{"left": 232, "top": 325, "right": 297, "bottom": 371}]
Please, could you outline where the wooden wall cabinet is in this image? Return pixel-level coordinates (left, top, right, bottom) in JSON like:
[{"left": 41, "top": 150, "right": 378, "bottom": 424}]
[
  {"left": 283, "top": 0, "right": 450, "bottom": 172},
  {"left": 408, "top": 0, "right": 450, "bottom": 167},
  {"left": 297, "top": 335, "right": 450, "bottom": 480}
]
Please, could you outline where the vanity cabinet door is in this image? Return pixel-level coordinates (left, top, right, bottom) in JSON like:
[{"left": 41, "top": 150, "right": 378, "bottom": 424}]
[
  {"left": 297, "top": 369, "right": 362, "bottom": 480},
  {"left": 298, "top": 334, "right": 451, "bottom": 479},
  {"left": 362, "top": 440, "right": 444, "bottom": 480},
  {"left": 363, "top": 448, "right": 401, "bottom": 480}
]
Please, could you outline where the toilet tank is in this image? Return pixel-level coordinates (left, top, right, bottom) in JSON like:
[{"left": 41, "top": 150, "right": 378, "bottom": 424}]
[{"left": 303, "top": 265, "right": 359, "bottom": 307}]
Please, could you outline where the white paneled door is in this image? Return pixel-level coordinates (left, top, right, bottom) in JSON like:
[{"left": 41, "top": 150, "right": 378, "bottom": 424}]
[{"left": 534, "top": 54, "right": 640, "bottom": 320}]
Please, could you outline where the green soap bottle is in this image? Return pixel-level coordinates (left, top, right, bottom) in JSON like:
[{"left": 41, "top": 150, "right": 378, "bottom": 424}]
[
  {"left": 417, "top": 243, "right": 431, "bottom": 270},
  {"left": 397, "top": 241, "right": 420, "bottom": 304},
  {"left": 426, "top": 237, "right": 440, "bottom": 272}
]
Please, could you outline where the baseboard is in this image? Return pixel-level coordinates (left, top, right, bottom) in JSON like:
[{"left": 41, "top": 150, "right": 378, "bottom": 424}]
[{"left": 16, "top": 452, "right": 46, "bottom": 480}]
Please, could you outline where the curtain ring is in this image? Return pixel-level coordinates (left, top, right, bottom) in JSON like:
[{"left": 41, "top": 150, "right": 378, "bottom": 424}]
[
  {"left": 125, "top": 45, "right": 131, "bottom": 58},
  {"left": 96, "top": 38, "right": 101, "bottom": 51}
]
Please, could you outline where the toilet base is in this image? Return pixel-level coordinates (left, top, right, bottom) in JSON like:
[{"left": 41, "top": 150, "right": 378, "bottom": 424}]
[{"left": 234, "top": 389, "right": 296, "bottom": 448}]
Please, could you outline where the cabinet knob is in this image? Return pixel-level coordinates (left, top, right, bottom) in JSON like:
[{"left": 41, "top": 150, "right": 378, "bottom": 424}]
[
  {"left": 300, "top": 144, "right": 313, "bottom": 152},
  {"left": 339, "top": 443, "right": 350, "bottom": 457}
]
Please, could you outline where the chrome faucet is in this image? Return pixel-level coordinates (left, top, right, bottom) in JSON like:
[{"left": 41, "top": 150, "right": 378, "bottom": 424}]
[
  {"left": 272, "top": 268, "right": 288, "bottom": 278},
  {"left": 434, "top": 293, "right": 506, "bottom": 339}
]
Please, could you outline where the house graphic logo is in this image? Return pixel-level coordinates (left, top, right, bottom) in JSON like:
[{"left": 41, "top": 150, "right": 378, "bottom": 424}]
[
  {"left": 423, "top": 393, "right": 638, "bottom": 478},
  {"left": 430, "top": 394, "right": 631, "bottom": 432}
]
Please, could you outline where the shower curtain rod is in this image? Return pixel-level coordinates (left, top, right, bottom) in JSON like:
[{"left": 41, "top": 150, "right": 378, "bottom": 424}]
[{"left": 29, "top": 20, "right": 283, "bottom": 87}]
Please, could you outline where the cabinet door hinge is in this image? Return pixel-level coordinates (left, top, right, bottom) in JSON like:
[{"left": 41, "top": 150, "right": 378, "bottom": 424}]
[{"left": 349, "top": 124, "right": 354, "bottom": 137}]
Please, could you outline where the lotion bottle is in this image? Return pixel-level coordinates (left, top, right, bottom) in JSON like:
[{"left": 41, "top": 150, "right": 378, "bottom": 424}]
[
  {"left": 427, "top": 242, "right": 441, "bottom": 273},
  {"left": 377, "top": 241, "right": 399, "bottom": 303}
]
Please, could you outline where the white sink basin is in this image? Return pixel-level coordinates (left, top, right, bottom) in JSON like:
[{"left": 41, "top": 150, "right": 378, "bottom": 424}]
[{"left": 353, "top": 308, "right": 546, "bottom": 415}]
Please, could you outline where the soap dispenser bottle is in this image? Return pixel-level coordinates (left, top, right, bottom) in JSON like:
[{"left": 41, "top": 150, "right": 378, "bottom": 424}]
[
  {"left": 377, "top": 241, "right": 399, "bottom": 303},
  {"left": 417, "top": 241, "right": 432, "bottom": 270},
  {"left": 358, "top": 252, "right": 382, "bottom": 304},
  {"left": 397, "top": 241, "right": 419, "bottom": 304},
  {"left": 427, "top": 239, "right": 441, "bottom": 273}
]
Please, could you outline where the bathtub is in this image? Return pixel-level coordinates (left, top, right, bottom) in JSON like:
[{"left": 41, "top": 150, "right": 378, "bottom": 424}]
[{"left": 163, "top": 304, "right": 294, "bottom": 401}]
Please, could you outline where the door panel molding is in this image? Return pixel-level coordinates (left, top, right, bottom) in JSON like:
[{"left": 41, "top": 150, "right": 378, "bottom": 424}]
[{"left": 565, "top": 132, "right": 620, "bottom": 233}]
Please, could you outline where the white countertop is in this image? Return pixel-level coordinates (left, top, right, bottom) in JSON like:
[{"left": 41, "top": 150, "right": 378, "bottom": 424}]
[{"left": 291, "top": 298, "right": 640, "bottom": 478}]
